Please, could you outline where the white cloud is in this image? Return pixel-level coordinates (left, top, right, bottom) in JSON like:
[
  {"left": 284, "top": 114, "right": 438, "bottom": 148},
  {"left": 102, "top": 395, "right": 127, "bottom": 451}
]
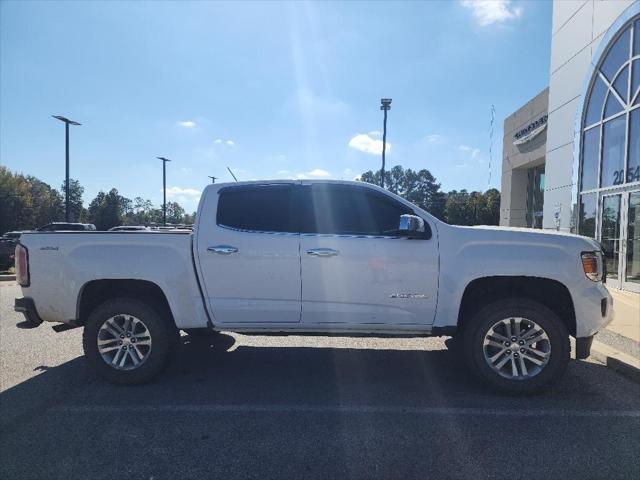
[
  {"left": 279, "top": 168, "right": 332, "bottom": 180},
  {"left": 461, "top": 0, "right": 522, "bottom": 26},
  {"left": 180, "top": 167, "right": 192, "bottom": 174},
  {"left": 178, "top": 121, "right": 196, "bottom": 127},
  {"left": 213, "top": 138, "right": 235, "bottom": 146},
  {"left": 459, "top": 144, "right": 480, "bottom": 159},
  {"left": 165, "top": 186, "right": 202, "bottom": 205},
  {"left": 425, "top": 134, "right": 441, "bottom": 143},
  {"left": 307, "top": 168, "right": 330, "bottom": 178},
  {"left": 348, "top": 133, "right": 391, "bottom": 155},
  {"left": 368, "top": 130, "right": 382, "bottom": 138},
  {"left": 165, "top": 186, "right": 201, "bottom": 197},
  {"left": 342, "top": 168, "right": 360, "bottom": 181}
]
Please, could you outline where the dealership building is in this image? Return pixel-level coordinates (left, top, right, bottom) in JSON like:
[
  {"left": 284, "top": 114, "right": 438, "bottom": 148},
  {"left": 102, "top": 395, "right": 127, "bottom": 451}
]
[{"left": 501, "top": 0, "right": 640, "bottom": 293}]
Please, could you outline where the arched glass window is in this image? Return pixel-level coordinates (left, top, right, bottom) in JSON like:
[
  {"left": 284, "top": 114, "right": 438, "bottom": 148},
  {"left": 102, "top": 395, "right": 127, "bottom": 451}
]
[{"left": 578, "top": 16, "right": 640, "bottom": 237}]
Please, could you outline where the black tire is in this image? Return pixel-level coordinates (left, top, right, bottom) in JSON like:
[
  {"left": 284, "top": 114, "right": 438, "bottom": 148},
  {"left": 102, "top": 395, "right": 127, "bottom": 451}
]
[
  {"left": 83, "top": 297, "right": 178, "bottom": 385},
  {"left": 462, "top": 298, "right": 570, "bottom": 395}
]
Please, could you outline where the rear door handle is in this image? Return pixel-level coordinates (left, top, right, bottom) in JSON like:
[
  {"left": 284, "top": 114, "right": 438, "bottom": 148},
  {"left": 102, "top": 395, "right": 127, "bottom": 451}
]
[
  {"left": 207, "top": 245, "right": 238, "bottom": 255},
  {"left": 306, "top": 248, "right": 339, "bottom": 257}
]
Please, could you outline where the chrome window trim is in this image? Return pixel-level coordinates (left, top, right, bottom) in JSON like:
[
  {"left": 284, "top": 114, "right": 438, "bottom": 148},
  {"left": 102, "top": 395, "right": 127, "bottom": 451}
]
[
  {"left": 218, "top": 223, "right": 408, "bottom": 240},
  {"left": 217, "top": 223, "right": 300, "bottom": 236}
]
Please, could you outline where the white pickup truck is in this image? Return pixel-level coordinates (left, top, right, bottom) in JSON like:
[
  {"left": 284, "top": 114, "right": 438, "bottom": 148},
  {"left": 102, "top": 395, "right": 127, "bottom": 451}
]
[{"left": 14, "top": 180, "right": 613, "bottom": 393}]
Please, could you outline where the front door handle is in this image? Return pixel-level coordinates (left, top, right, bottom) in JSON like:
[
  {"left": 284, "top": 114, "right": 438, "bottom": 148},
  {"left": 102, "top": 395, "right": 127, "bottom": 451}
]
[
  {"left": 207, "top": 245, "right": 238, "bottom": 255},
  {"left": 306, "top": 248, "right": 339, "bottom": 257}
]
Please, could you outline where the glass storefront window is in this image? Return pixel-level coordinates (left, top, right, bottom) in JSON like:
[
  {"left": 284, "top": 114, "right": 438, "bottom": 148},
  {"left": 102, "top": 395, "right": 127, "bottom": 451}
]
[
  {"left": 580, "top": 18, "right": 639, "bottom": 191},
  {"left": 604, "top": 91, "right": 624, "bottom": 118},
  {"left": 601, "top": 115, "right": 626, "bottom": 187},
  {"left": 585, "top": 76, "right": 607, "bottom": 126},
  {"left": 633, "top": 60, "right": 640, "bottom": 105},
  {"left": 612, "top": 65, "right": 629, "bottom": 103},
  {"left": 579, "top": 13, "right": 640, "bottom": 292},
  {"left": 525, "top": 165, "right": 545, "bottom": 229},
  {"left": 629, "top": 109, "right": 640, "bottom": 183},
  {"left": 601, "top": 195, "right": 621, "bottom": 280},
  {"left": 581, "top": 128, "right": 600, "bottom": 190},
  {"left": 601, "top": 28, "right": 630, "bottom": 81},
  {"left": 578, "top": 193, "right": 597, "bottom": 238},
  {"left": 626, "top": 192, "right": 640, "bottom": 284}
]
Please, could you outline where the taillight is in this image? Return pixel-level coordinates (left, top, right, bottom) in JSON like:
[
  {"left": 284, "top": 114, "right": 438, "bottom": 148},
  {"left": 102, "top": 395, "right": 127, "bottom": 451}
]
[{"left": 16, "top": 244, "right": 30, "bottom": 287}]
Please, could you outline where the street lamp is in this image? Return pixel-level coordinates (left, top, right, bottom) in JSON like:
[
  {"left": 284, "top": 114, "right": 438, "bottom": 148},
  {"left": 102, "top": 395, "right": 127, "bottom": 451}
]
[
  {"left": 157, "top": 157, "right": 171, "bottom": 226},
  {"left": 380, "top": 98, "right": 391, "bottom": 189},
  {"left": 208, "top": 176, "right": 217, "bottom": 184},
  {"left": 52, "top": 115, "right": 81, "bottom": 222}
]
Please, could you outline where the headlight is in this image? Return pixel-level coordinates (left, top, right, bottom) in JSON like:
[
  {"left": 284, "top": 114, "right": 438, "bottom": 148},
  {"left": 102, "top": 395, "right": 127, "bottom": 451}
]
[{"left": 581, "top": 251, "right": 602, "bottom": 282}]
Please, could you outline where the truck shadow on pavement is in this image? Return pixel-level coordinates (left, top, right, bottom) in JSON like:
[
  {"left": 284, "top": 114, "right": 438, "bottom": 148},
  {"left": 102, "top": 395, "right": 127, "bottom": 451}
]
[{"left": 2, "top": 332, "right": 639, "bottom": 436}]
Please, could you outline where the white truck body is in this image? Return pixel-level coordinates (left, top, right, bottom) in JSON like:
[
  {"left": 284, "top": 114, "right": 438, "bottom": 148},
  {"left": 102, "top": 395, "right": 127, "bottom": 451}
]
[{"left": 14, "top": 180, "right": 613, "bottom": 390}]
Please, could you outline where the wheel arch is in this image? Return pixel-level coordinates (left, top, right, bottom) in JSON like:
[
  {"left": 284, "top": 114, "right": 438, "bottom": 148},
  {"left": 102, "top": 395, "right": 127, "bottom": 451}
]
[
  {"left": 77, "top": 279, "right": 174, "bottom": 326},
  {"left": 457, "top": 276, "right": 576, "bottom": 337}
]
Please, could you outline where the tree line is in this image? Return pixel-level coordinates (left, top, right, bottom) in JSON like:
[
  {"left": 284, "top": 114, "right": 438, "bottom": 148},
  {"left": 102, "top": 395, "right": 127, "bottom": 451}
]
[
  {"left": 0, "top": 166, "right": 195, "bottom": 233},
  {"left": 359, "top": 165, "right": 500, "bottom": 226},
  {"left": 1, "top": 164, "right": 500, "bottom": 234}
]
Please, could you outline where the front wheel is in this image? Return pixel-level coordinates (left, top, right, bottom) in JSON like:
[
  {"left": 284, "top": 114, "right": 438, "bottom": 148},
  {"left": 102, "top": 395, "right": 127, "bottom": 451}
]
[
  {"left": 462, "top": 298, "right": 569, "bottom": 395},
  {"left": 83, "top": 298, "right": 178, "bottom": 385}
]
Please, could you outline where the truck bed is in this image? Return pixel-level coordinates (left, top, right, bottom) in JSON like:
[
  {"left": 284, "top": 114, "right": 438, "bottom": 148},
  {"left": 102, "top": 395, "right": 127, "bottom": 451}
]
[{"left": 17, "top": 231, "right": 210, "bottom": 329}]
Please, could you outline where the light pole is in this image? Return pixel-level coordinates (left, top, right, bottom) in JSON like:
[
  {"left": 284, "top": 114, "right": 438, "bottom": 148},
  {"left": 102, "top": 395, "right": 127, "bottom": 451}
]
[
  {"left": 208, "top": 176, "right": 217, "bottom": 184},
  {"left": 380, "top": 98, "right": 391, "bottom": 189},
  {"left": 157, "top": 157, "right": 171, "bottom": 226},
  {"left": 52, "top": 115, "right": 81, "bottom": 222}
]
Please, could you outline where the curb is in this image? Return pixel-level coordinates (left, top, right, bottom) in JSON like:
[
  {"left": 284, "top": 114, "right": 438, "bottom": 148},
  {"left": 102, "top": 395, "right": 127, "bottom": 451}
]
[
  {"left": 0, "top": 274, "right": 16, "bottom": 281},
  {"left": 590, "top": 339, "right": 640, "bottom": 383}
]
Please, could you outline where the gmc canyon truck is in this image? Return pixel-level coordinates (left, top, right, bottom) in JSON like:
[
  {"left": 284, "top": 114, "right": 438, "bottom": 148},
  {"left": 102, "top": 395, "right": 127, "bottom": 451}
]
[{"left": 14, "top": 180, "right": 613, "bottom": 393}]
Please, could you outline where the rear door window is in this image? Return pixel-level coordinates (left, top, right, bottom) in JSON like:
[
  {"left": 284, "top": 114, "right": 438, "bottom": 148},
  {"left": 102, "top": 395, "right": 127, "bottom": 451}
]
[{"left": 217, "top": 185, "right": 295, "bottom": 233}]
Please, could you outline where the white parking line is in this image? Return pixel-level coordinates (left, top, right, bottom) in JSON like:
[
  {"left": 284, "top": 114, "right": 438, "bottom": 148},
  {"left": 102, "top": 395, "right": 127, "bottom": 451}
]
[{"left": 52, "top": 404, "right": 640, "bottom": 417}]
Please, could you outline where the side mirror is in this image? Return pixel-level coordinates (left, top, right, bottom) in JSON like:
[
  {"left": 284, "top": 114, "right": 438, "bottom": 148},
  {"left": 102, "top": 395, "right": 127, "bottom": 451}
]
[{"left": 398, "top": 214, "right": 427, "bottom": 239}]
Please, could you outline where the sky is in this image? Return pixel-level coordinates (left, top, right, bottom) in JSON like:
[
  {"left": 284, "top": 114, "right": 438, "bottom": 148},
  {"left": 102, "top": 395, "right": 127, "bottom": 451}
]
[{"left": 0, "top": 0, "right": 552, "bottom": 213}]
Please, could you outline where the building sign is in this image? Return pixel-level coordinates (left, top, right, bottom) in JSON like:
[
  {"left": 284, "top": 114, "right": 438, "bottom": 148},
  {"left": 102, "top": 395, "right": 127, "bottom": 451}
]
[{"left": 513, "top": 115, "right": 548, "bottom": 146}]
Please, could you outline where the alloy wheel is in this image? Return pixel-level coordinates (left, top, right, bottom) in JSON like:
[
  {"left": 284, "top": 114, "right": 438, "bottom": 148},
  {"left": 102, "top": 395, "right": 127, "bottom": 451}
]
[
  {"left": 97, "top": 314, "right": 152, "bottom": 370},
  {"left": 482, "top": 317, "right": 551, "bottom": 380}
]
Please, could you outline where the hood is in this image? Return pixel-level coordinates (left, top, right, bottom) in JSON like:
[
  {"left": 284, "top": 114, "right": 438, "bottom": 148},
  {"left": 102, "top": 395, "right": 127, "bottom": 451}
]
[{"left": 447, "top": 224, "right": 602, "bottom": 251}]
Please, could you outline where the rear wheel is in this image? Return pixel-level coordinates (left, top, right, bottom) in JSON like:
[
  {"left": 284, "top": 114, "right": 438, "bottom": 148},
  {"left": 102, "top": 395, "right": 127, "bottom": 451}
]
[
  {"left": 83, "top": 298, "right": 178, "bottom": 385},
  {"left": 462, "top": 298, "right": 569, "bottom": 394}
]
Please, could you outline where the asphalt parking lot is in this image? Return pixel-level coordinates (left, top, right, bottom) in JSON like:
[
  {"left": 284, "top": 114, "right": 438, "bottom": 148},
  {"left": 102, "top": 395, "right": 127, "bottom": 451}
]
[{"left": 1, "top": 282, "right": 639, "bottom": 480}]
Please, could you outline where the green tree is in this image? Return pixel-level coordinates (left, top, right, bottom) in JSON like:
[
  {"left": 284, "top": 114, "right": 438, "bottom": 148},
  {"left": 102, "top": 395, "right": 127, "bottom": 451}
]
[
  {"left": 443, "top": 189, "right": 501, "bottom": 226},
  {"left": 166, "top": 202, "right": 185, "bottom": 224},
  {"left": 0, "top": 166, "right": 69, "bottom": 232},
  {"left": 88, "top": 188, "right": 132, "bottom": 230},
  {"left": 28, "top": 176, "right": 64, "bottom": 226},
  {"left": 61, "top": 178, "right": 85, "bottom": 222},
  {"left": 359, "top": 165, "right": 446, "bottom": 220},
  {"left": 444, "top": 190, "right": 474, "bottom": 225}
]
